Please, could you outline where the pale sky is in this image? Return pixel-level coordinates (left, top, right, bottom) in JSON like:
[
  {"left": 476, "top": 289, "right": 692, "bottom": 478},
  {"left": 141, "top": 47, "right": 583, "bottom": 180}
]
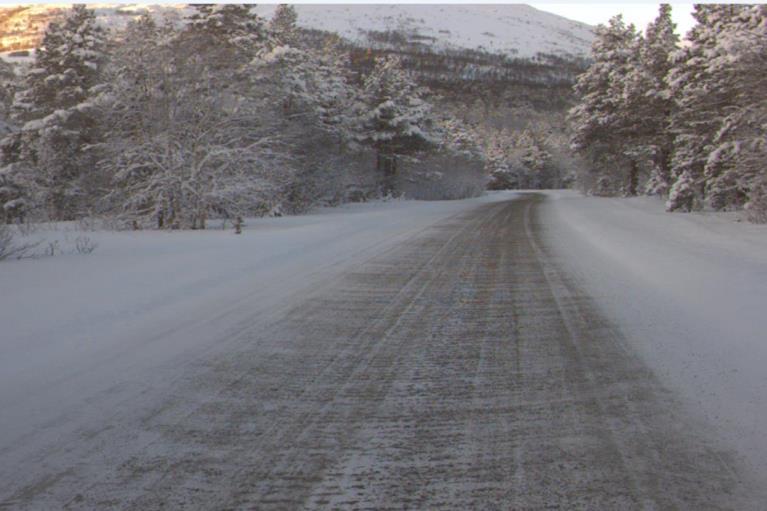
[{"left": 532, "top": 3, "right": 697, "bottom": 39}]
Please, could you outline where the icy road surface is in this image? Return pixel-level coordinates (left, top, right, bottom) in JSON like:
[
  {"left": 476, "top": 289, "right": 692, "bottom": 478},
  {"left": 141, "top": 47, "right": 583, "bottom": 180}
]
[{"left": 0, "top": 193, "right": 764, "bottom": 508}]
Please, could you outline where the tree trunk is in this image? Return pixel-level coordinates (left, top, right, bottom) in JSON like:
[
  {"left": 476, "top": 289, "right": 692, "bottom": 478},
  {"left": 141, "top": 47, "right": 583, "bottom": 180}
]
[
  {"left": 628, "top": 161, "right": 639, "bottom": 196},
  {"left": 656, "top": 146, "right": 672, "bottom": 195},
  {"left": 376, "top": 147, "right": 394, "bottom": 195},
  {"left": 379, "top": 153, "right": 397, "bottom": 195},
  {"left": 199, "top": 210, "right": 207, "bottom": 230}
]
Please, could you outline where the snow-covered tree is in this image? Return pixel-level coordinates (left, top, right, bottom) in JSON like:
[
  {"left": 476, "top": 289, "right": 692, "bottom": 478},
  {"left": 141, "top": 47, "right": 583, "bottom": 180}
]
[
  {"left": 104, "top": 103, "right": 290, "bottom": 229},
  {"left": 0, "top": 59, "right": 15, "bottom": 123},
  {"left": 436, "top": 114, "right": 482, "bottom": 163},
  {"left": 666, "top": 169, "right": 695, "bottom": 212},
  {"left": 0, "top": 60, "right": 25, "bottom": 223},
  {"left": 250, "top": 42, "right": 357, "bottom": 138},
  {"left": 622, "top": 4, "right": 678, "bottom": 196},
  {"left": 358, "top": 55, "right": 436, "bottom": 193},
  {"left": 100, "top": 15, "right": 289, "bottom": 228},
  {"left": 182, "top": 4, "right": 270, "bottom": 68},
  {"left": 247, "top": 37, "right": 368, "bottom": 210},
  {"left": 2, "top": 5, "right": 107, "bottom": 220},
  {"left": 12, "top": 5, "right": 106, "bottom": 122},
  {"left": 568, "top": 3, "right": 767, "bottom": 222},
  {"left": 568, "top": 15, "right": 640, "bottom": 195},
  {"left": 666, "top": 4, "right": 748, "bottom": 211},
  {"left": 0, "top": 131, "right": 33, "bottom": 224},
  {"left": 745, "top": 180, "right": 767, "bottom": 224},
  {"left": 485, "top": 128, "right": 555, "bottom": 190},
  {"left": 270, "top": 4, "right": 298, "bottom": 46},
  {"left": 699, "top": 5, "right": 767, "bottom": 218}
]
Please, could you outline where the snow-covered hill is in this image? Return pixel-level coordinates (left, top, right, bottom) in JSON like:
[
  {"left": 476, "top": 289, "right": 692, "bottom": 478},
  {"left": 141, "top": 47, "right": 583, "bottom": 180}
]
[
  {"left": 256, "top": 4, "right": 593, "bottom": 59},
  {"left": 0, "top": 4, "right": 593, "bottom": 59}
]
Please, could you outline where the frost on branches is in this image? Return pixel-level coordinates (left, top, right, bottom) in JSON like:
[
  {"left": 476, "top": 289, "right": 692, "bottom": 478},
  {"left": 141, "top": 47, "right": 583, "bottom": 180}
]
[
  {"left": 0, "top": 59, "right": 15, "bottom": 123},
  {"left": 103, "top": 6, "right": 361, "bottom": 226},
  {"left": 485, "top": 129, "right": 560, "bottom": 190},
  {"left": 248, "top": 38, "right": 367, "bottom": 210},
  {"left": 358, "top": 55, "right": 436, "bottom": 194},
  {"left": 102, "top": 12, "right": 289, "bottom": 229},
  {"left": 667, "top": 4, "right": 767, "bottom": 219},
  {"left": 0, "top": 4, "right": 495, "bottom": 230},
  {"left": 666, "top": 170, "right": 695, "bottom": 212},
  {"left": 569, "top": 4, "right": 767, "bottom": 221},
  {"left": 568, "top": 15, "right": 639, "bottom": 196},
  {"left": 625, "top": 4, "right": 678, "bottom": 196},
  {"left": 0, "top": 5, "right": 107, "bottom": 221}
]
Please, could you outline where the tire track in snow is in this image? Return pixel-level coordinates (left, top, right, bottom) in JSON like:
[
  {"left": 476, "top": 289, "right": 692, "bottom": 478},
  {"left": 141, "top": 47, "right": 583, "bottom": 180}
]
[{"left": 3, "top": 194, "right": 761, "bottom": 510}]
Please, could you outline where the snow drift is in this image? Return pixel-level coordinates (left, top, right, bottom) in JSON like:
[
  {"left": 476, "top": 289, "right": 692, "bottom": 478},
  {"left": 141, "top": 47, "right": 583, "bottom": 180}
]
[{"left": 540, "top": 190, "right": 767, "bottom": 484}]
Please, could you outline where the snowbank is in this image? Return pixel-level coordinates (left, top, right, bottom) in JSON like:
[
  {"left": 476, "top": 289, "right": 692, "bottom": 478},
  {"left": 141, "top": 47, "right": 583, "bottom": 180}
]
[{"left": 540, "top": 190, "right": 767, "bottom": 482}]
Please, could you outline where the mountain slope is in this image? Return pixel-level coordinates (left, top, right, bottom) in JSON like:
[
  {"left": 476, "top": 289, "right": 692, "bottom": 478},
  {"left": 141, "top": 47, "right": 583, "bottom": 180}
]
[
  {"left": 0, "top": 4, "right": 593, "bottom": 59},
  {"left": 256, "top": 4, "right": 593, "bottom": 59}
]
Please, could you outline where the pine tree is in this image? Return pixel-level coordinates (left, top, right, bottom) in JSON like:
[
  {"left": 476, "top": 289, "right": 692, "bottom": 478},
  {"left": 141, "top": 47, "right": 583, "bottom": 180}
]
[
  {"left": 248, "top": 22, "right": 373, "bottom": 211},
  {"left": 700, "top": 5, "right": 767, "bottom": 218},
  {"left": 250, "top": 39, "right": 357, "bottom": 139},
  {"left": 182, "top": 4, "right": 270, "bottom": 68},
  {"left": 3, "top": 4, "right": 107, "bottom": 220},
  {"left": 0, "top": 132, "right": 33, "bottom": 224},
  {"left": 568, "top": 15, "right": 639, "bottom": 195},
  {"left": 12, "top": 5, "right": 106, "bottom": 123},
  {"left": 0, "top": 59, "right": 24, "bottom": 224},
  {"left": 623, "top": 4, "right": 678, "bottom": 196},
  {"left": 666, "top": 4, "right": 748, "bottom": 211},
  {"left": 358, "top": 55, "right": 435, "bottom": 193},
  {"left": 270, "top": 4, "right": 298, "bottom": 46},
  {"left": 0, "top": 59, "right": 15, "bottom": 123},
  {"left": 666, "top": 169, "right": 695, "bottom": 212}
]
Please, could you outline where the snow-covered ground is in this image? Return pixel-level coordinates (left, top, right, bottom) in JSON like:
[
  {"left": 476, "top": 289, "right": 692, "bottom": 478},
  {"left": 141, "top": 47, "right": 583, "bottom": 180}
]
[
  {"left": 0, "top": 195, "right": 512, "bottom": 456},
  {"left": 540, "top": 190, "right": 767, "bottom": 482},
  {"left": 3, "top": 190, "right": 767, "bottom": 494}
]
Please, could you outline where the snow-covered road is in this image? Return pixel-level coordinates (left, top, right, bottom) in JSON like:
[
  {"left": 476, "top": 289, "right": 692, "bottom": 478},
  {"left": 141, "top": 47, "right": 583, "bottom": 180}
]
[
  {"left": 1, "top": 192, "right": 765, "bottom": 508},
  {"left": 540, "top": 190, "right": 767, "bottom": 491}
]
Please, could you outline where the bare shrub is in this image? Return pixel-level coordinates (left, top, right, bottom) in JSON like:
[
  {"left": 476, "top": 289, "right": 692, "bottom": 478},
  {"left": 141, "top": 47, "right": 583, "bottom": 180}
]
[
  {"left": 44, "top": 240, "right": 60, "bottom": 257},
  {"left": 0, "top": 224, "right": 13, "bottom": 260},
  {"left": 16, "top": 219, "right": 38, "bottom": 237},
  {"left": 0, "top": 224, "right": 39, "bottom": 260},
  {"left": 74, "top": 236, "right": 98, "bottom": 254}
]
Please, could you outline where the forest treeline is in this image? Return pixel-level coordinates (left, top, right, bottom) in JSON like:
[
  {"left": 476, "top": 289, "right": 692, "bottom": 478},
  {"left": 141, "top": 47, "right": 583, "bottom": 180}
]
[
  {"left": 7, "top": 4, "right": 757, "bottom": 233},
  {"left": 0, "top": 4, "right": 589, "bottom": 230},
  {"left": 0, "top": 5, "right": 487, "bottom": 229},
  {"left": 569, "top": 4, "right": 767, "bottom": 222}
]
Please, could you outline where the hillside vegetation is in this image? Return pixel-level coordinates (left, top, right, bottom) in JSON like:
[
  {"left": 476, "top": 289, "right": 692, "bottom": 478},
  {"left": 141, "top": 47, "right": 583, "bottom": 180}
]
[
  {"left": 0, "top": 4, "right": 590, "bottom": 231},
  {"left": 569, "top": 5, "right": 767, "bottom": 222}
]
